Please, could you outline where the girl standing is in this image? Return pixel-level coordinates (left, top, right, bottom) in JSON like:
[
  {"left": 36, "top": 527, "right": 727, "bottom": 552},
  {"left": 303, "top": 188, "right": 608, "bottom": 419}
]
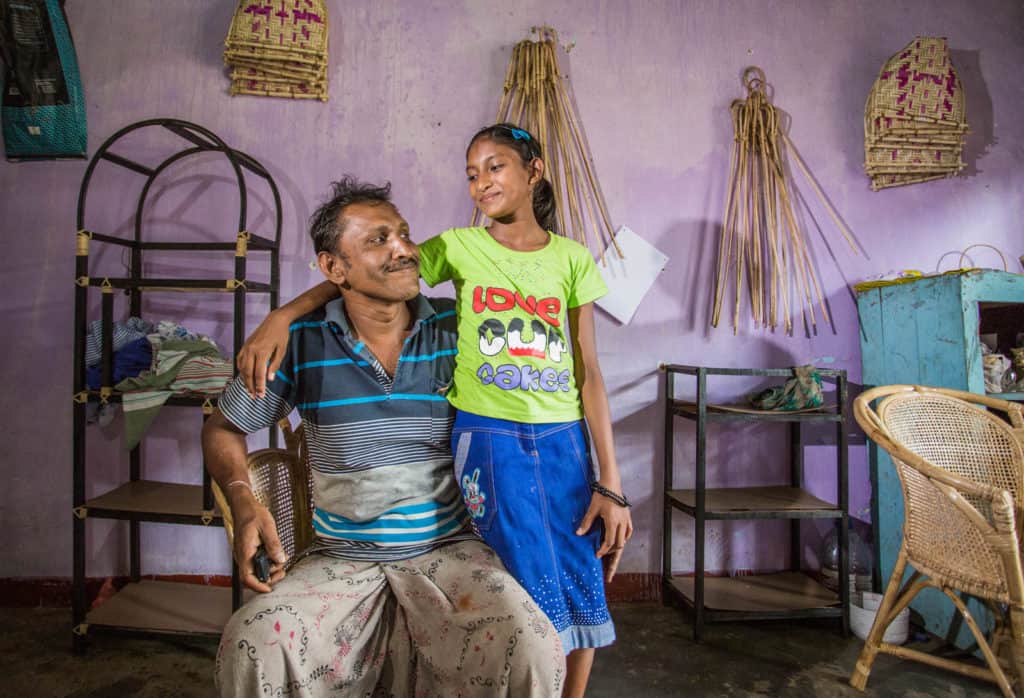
[{"left": 240, "top": 124, "right": 632, "bottom": 697}]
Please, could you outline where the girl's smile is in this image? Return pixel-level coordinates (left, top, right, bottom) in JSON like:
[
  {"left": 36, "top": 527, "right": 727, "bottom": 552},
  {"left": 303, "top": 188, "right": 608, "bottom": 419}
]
[{"left": 465, "top": 138, "right": 540, "bottom": 222}]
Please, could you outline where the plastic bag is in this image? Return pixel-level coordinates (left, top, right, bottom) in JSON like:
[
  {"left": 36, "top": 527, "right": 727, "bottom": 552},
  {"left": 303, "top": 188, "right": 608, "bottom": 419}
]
[
  {"left": 748, "top": 365, "right": 823, "bottom": 411},
  {"left": 1, "top": 0, "right": 86, "bottom": 160}
]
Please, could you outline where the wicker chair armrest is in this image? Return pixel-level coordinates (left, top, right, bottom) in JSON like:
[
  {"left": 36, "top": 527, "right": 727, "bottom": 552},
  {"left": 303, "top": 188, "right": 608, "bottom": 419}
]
[
  {"left": 211, "top": 479, "right": 234, "bottom": 545},
  {"left": 907, "top": 471, "right": 1023, "bottom": 600},
  {"left": 211, "top": 446, "right": 309, "bottom": 555},
  {"left": 929, "top": 476, "right": 1017, "bottom": 538}
]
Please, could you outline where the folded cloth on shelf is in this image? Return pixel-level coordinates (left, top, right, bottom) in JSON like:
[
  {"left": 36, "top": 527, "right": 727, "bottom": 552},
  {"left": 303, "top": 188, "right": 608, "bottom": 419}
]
[
  {"left": 116, "top": 339, "right": 233, "bottom": 449},
  {"left": 147, "top": 320, "right": 212, "bottom": 346},
  {"left": 748, "top": 365, "right": 824, "bottom": 411},
  {"left": 84, "top": 317, "right": 153, "bottom": 367},
  {"left": 86, "top": 337, "right": 152, "bottom": 390}
]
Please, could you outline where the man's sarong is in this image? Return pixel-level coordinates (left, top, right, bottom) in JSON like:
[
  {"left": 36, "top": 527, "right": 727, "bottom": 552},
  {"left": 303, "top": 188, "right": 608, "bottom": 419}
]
[{"left": 216, "top": 540, "right": 565, "bottom": 697}]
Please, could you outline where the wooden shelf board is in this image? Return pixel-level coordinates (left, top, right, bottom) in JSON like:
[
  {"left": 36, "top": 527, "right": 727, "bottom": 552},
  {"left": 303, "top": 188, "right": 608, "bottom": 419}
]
[
  {"left": 84, "top": 481, "right": 222, "bottom": 520},
  {"left": 85, "top": 580, "right": 237, "bottom": 635},
  {"left": 668, "top": 572, "right": 838, "bottom": 612},
  {"left": 668, "top": 486, "right": 840, "bottom": 518},
  {"left": 671, "top": 400, "right": 842, "bottom": 422}
]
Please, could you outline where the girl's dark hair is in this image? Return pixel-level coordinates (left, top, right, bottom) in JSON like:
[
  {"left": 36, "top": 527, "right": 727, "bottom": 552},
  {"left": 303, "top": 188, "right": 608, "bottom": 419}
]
[{"left": 467, "top": 123, "right": 557, "bottom": 234}]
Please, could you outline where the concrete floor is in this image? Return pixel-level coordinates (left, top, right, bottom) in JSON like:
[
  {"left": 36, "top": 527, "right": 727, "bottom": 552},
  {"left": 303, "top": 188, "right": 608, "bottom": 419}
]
[{"left": 0, "top": 603, "right": 1002, "bottom": 697}]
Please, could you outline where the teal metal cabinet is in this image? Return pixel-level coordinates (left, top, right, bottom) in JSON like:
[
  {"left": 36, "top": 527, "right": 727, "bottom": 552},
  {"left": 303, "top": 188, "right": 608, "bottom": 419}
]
[{"left": 856, "top": 270, "right": 1024, "bottom": 647}]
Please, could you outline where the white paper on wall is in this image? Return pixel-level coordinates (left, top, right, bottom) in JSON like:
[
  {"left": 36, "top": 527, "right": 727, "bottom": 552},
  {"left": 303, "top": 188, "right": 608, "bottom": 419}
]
[{"left": 595, "top": 225, "right": 669, "bottom": 324}]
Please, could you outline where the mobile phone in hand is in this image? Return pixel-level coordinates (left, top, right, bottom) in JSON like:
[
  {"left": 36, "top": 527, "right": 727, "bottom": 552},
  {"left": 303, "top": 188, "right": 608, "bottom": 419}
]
[{"left": 253, "top": 545, "right": 271, "bottom": 583}]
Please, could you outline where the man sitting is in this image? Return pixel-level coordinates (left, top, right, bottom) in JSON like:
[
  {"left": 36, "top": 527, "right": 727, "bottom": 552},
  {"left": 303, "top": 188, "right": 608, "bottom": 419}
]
[{"left": 202, "top": 176, "right": 564, "bottom": 697}]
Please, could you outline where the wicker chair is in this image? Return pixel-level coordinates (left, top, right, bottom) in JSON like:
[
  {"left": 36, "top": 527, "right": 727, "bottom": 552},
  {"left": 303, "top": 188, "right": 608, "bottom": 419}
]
[
  {"left": 212, "top": 418, "right": 314, "bottom": 566},
  {"left": 850, "top": 385, "right": 1024, "bottom": 697}
]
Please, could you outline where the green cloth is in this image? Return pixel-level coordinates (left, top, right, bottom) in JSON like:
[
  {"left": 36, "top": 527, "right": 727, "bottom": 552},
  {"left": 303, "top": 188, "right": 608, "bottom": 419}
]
[
  {"left": 116, "top": 340, "right": 220, "bottom": 391},
  {"left": 116, "top": 339, "right": 231, "bottom": 449},
  {"left": 419, "top": 227, "right": 607, "bottom": 424},
  {"left": 748, "top": 365, "right": 824, "bottom": 411}
]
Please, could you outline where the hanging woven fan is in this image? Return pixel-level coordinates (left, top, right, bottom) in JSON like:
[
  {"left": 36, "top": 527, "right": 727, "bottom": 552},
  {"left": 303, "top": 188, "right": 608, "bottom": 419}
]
[
  {"left": 223, "top": 0, "right": 329, "bottom": 101},
  {"left": 476, "top": 26, "right": 621, "bottom": 261},
  {"left": 863, "top": 37, "right": 967, "bottom": 190}
]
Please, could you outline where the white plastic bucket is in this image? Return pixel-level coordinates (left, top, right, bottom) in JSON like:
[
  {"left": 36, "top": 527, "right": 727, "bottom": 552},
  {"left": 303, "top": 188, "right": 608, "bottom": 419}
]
[{"left": 849, "top": 591, "right": 909, "bottom": 645}]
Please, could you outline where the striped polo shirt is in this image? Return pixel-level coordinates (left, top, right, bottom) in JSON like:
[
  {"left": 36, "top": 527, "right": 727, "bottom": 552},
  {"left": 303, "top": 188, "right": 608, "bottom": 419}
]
[{"left": 218, "top": 294, "right": 476, "bottom": 561}]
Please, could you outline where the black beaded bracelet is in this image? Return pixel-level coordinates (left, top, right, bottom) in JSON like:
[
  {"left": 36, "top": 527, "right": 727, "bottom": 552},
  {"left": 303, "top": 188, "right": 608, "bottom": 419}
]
[{"left": 590, "top": 482, "right": 631, "bottom": 508}]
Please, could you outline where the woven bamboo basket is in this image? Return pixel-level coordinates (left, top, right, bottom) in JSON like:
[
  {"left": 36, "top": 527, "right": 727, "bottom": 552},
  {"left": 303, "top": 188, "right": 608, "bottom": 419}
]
[
  {"left": 229, "top": 58, "right": 325, "bottom": 81},
  {"left": 224, "top": 0, "right": 329, "bottom": 102},
  {"left": 864, "top": 37, "right": 968, "bottom": 190}
]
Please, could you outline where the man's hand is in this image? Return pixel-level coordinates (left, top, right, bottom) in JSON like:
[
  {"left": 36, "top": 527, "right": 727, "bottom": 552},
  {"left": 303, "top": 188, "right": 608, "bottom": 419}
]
[
  {"left": 231, "top": 495, "right": 289, "bottom": 593},
  {"left": 576, "top": 488, "right": 634, "bottom": 583},
  {"left": 236, "top": 310, "right": 291, "bottom": 398}
]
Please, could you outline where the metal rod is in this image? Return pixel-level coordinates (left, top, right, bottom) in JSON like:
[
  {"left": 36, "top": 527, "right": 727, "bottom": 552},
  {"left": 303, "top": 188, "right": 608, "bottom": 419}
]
[
  {"left": 838, "top": 371, "right": 851, "bottom": 635},
  {"left": 790, "top": 421, "right": 803, "bottom": 572},
  {"left": 100, "top": 151, "right": 154, "bottom": 177},
  {"left": 694, "top": 367, "right": 707, "bottom": 642},
  {"left": 662, "top": 365, "right": 675, "bottom": 600}
]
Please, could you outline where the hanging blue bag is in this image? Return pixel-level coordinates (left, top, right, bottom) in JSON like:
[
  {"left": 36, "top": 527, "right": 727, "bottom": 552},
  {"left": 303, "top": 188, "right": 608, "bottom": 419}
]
[{"left": 1, "top": 0, "right": 87, "bottom": 160}]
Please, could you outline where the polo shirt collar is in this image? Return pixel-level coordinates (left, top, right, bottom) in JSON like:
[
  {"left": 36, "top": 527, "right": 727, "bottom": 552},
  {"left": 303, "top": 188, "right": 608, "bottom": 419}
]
[{"left": 323, "top": 293, "right": 440, "bottom": 339}]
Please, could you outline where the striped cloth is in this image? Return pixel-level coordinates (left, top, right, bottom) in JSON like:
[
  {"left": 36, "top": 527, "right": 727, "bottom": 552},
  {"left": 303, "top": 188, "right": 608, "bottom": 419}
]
[
  {"left": 117, "top": 339, "right": 233, "bottom": 449},
  {"left": 84, "top": 317, "right": 152, "bottom": 367},
  {"left": 217, "top": 294, "right": 477, "bottom": 562}
]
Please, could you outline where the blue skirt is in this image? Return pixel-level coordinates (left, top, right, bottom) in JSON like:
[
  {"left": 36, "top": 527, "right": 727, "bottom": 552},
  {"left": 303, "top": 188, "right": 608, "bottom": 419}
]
[{"left": 451, "top": 410, "right": 615, "bottom": 653}]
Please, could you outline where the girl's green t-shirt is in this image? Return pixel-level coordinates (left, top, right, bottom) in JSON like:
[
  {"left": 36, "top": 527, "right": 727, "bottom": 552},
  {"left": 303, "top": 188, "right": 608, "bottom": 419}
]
[{"left": 418, "top": 227, "right": 607, "bottom": 424}]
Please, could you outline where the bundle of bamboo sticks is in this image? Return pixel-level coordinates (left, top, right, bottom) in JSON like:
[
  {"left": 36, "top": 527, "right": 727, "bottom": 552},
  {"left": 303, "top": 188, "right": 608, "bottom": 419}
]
[
  {"left": 712, "top": 67, "right": 857, "bottom": 335},
  {"left": 475, "top": 27, "right": 620, "bottom": 260}
]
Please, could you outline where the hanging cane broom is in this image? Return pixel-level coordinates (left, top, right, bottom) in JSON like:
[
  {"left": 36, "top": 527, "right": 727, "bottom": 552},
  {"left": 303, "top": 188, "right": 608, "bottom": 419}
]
[
  {"left": 712, "top": 67, "right": 857, "bottom": 335},
  {"left": 475, "top": 26, "right": 622, "bottom": 261}
]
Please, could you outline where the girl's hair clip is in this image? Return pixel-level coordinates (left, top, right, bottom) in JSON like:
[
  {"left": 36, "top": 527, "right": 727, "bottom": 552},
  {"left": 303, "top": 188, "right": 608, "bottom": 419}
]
[{"left": 508, "top": 127, "right": 531, "bottom": 141}]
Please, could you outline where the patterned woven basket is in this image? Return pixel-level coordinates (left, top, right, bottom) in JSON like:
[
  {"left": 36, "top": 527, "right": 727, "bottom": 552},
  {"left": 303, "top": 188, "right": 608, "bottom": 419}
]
[
  {"left": 863, "top": 37, "right": 968, "bottom": 190},
  {"left": 229, "top": 60, "right": 326, "bottom": 84},
  {"left": 224, "top": 0, "right": 329, "bottom": 101},
  {"left": 226, "top": 0, "right": 327, "bottom": 54},
  {"left": 865, "top": 144, "right": 964, "bottom": 174}
]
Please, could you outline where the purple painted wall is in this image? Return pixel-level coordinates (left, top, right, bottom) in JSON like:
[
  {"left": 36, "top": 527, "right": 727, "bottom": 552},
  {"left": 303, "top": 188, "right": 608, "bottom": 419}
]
[{"left": 2, "top": 1, "right": 1022, "bottom": 579}]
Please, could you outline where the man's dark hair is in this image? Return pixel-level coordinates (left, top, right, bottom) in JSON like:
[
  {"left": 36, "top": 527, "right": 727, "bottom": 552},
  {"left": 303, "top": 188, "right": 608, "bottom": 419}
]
[{"left": 309, "top": 176, "right": 394, "bottom": 254}]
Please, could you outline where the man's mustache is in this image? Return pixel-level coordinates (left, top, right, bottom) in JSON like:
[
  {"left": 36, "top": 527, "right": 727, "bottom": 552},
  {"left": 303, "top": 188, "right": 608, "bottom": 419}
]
[{"left": 385, "top": 255, "right": 419, "bottom": 272}]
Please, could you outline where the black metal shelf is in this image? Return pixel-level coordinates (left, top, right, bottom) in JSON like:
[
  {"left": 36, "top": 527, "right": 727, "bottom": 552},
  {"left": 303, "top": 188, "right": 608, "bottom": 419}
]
[
  {"left": 661, "top": 364, "right": 850, "bottom": 642},
  {"left": 80, "top": 391, "right": 216, "bottom": 408},
  {"left": 86, "top": 232, "right": 277, "bottom": 251},
  {"left": 78, "top": 277, "right": 273, "bottom": 293},
  {"left": 72, "top": 118, "right": 281, "bottom": 653}
]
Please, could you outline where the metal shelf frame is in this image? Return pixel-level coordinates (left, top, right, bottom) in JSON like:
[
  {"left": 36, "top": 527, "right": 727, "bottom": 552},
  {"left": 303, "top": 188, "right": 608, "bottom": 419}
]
[
  {"left": 660, "top": 364, "right": 851, "bottom": 641},
  {"left": 71, "top": 118, "right": 281, "bottom": 651}
]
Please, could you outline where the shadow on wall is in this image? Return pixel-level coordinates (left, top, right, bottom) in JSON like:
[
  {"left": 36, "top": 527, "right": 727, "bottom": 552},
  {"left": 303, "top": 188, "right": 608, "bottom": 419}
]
[
  {"left": 951, "top": 49, "right": 996, "bottom": 178},
  {"left": 201, "top": 3, "right": 243, "bottom": 73},
  {"left": 645, "top": 218, "right": 721, "bottom": 336},
  {"left": 611, "top": 394, "right": 661, "bottom": 572},
  {"left": 195, "top": 0, "right": 319, "bottom": 290}
]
